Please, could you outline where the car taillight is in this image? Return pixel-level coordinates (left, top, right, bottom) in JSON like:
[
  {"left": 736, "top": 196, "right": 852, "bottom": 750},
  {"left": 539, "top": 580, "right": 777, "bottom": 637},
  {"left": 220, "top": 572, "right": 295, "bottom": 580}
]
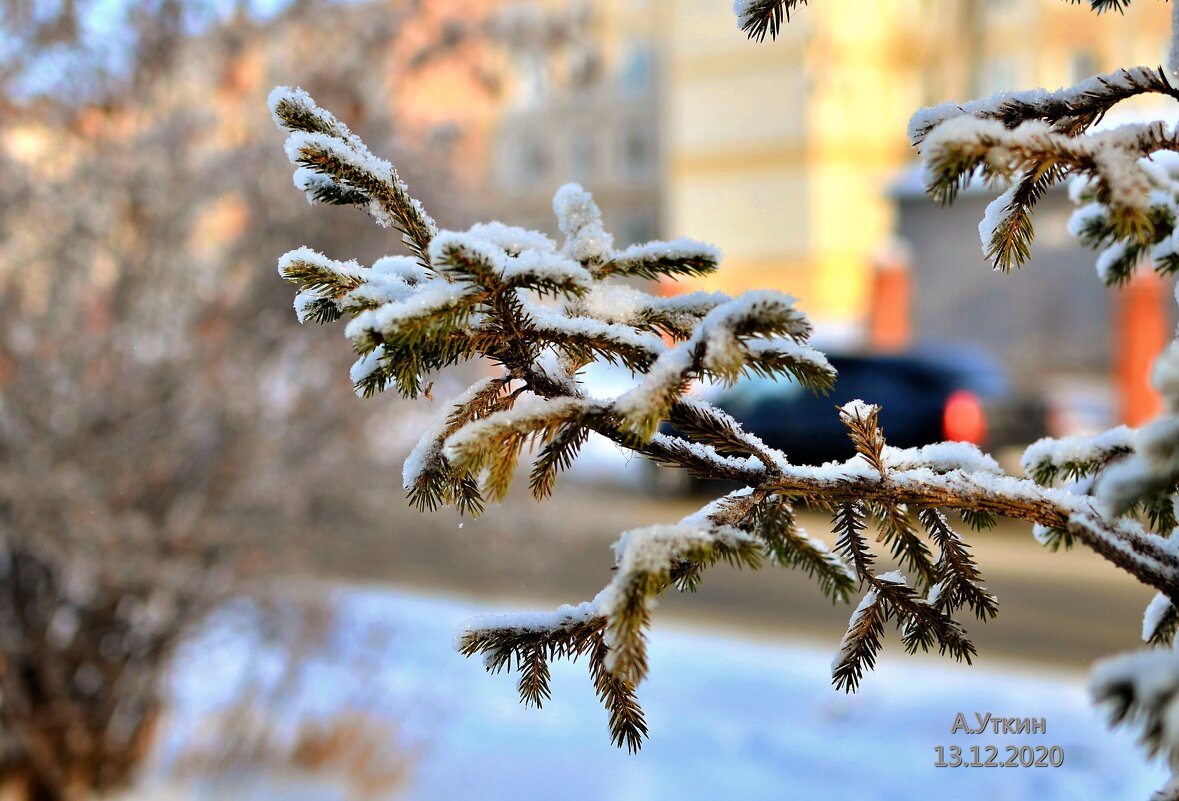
[{"left": 943, "top": 390, "right": 986, "bottom": 444}]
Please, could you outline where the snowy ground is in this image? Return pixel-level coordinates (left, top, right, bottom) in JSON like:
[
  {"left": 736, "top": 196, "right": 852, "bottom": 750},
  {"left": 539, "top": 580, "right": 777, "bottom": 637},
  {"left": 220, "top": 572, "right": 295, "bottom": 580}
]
[{"left": 140, "top": 585, "right": 1166, "bottom": 801}]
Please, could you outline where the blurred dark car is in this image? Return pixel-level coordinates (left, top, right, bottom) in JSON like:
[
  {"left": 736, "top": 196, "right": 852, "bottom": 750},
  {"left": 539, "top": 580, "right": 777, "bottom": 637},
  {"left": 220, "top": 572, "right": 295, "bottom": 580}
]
[{"left": 648, "top": 349, "right": 1045, "bottom": 493}]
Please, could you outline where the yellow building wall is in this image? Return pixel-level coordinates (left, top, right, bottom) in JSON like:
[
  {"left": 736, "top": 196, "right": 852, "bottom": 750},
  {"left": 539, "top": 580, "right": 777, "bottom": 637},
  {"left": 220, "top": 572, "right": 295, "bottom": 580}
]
[
  {"left": 662, "top": 0, "right": 817, "bottom": 306},
  {"left": 602, "top": 0, "right": 1173, "bottom": 328}
]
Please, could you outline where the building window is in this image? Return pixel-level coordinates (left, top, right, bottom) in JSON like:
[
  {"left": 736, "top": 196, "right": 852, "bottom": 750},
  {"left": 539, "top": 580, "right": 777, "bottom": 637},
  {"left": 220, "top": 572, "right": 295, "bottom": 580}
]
[
  {"left": 571, "top": 132, "right": 595, "bottom": 181},
  {"left": 618, "top": 212, "right": 657, "bottom": 247},
  {"left": 619, "top": 42, "right": 653, "bottom": 95},
  {"left": 619, "top": 126, "right": 654, "bottom": 178},
  {"left": 1069, "top": 49, "right": 1098, "bottom": 83},
  {"left": 518, "top": 139, "right": 549, "bottom": 186}
]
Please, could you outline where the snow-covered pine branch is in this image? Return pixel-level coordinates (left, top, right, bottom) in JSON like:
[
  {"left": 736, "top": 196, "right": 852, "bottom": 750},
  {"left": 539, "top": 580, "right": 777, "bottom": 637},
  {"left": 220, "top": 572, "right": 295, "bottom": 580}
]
[
  {"left": 861, "top": 1, "right": 1179, "bottom": 794},
  {"left": 908, "top": 67, "right": 1179, "bottom": 146},
  {"left": 271, "top": 78, "right": 1179, "bottom": 760},
  {"left": 270, "top": 86, "right": 437, "bottom": 266},
  {"left": 908, "top": 60, "right": 1179, "bottom": 275}
]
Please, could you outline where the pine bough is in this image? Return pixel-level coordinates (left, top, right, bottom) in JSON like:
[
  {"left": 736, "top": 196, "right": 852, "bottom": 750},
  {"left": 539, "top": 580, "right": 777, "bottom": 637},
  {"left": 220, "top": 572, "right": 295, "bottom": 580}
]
[{"left": 270, "top": 0, "right": 1179, "bottom": 792}]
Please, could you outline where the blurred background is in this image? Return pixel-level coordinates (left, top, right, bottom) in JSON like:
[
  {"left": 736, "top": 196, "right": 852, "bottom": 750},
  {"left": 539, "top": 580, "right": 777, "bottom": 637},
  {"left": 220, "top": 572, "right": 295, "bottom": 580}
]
[{"left": 0, "top": 0, "right": 1177, "bottom": 799}]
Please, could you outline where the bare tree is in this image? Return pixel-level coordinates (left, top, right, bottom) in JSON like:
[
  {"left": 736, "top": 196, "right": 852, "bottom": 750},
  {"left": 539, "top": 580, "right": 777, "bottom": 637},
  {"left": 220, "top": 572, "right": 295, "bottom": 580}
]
[{"left": 0, "top": 2, "right": 495, "bottom": 798}]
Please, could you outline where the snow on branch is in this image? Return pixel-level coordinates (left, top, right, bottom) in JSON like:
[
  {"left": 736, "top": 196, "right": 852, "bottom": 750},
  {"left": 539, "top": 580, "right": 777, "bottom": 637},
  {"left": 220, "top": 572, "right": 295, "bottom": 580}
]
[
  {"left": 1092, "top": 649, "right": 1179, "bottom": 766},
  {"left": 1021, "top": 426, "right": 1136, "bottom": 484},
  {"left": 553, "top": 183, "right": 614, "bottom": 267},
  {"left": 909, "top": 67, "right": 1179, "bottom": 147},
  {"left": 598, "top": 238, "right": 720, "bottom": 281},
  {"left": 613, "top": 290, "right": 833, "bottom": 440},
  {"left": 908, "top": 64, "right": 1179, "bottom": 274},
  {"left": 270, "top": 86, "right": 437, "bottom": 266},
  {"left": 1095, "top": 343, "right": 1179, "bottom": 519}
]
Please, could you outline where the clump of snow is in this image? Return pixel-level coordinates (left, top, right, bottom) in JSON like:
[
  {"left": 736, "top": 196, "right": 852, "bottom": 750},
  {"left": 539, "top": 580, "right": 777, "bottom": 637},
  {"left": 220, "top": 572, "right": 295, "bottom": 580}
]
[
  {"left": 465, "top": 221, "right": 557, "bottom": 255},
  {"left": 1152, "top": 343, "right": 1179, "bottom": 411},
  {"left": 610, "top": 237, "right": 721, "bottom": 270},
  {"left": 454, "top": 599, "right": 601, "bottom": 652},
  {"left": 883, "top": 442, "right": 1002, "bottom": 475},
  {"left": 908, "top": 67, "right": 1167, "bottom": 147},
  {"left": 552, "top": 183, "right": 614, "bottom": 265},
  {"left": 598, "top": 522, "right": 756, "bottom": 671},
  {"left": 1067, "top": 202, "right": 1106, "bottom": 238},
  {"left": 979, "top": 187, "right": 1017, "bottom": 259},
  {"left": 291, "top": 291, "right": 329, "bottom": 324},
  {"left": 521, "top": 296, "right": 667, "bottom": 359},
  {"left": 731, "top": 0, "right": 758, "bottom": 29},
  {"left": 429, "top": 230, "right": 507, "bottom": 275},
  {"left": 613, "top": 347, "right": 692, "bottom": 429},
  {"left": 279, "top": 122, "right": 438, "bottom": 235},
  {"left": 831, "top": 595, "right": 878, "bottom": 668},
  {"left": 502, "top": 248, "right": 591, "bottom": 289},
  {"left": 1143, "top": 593, "right": 1174, "bottom": 643},
  {"left": 1095, "top": 242, "right": 1128, "bottom": 283},
  {"left": 1021, "top": 427, "right": 1135, "bottom": 477},
  {"left": 278, "top": 246, "right": 364, "bottom": 284},
  {"left": 402, "top": 377, "right": 504, "bottom": 491},
  {"left": 344, "top": 280, "right": 475, "bottom": 347},
  {"left": 1090, "top": 648, "right": 1179, "bottom": 763},
  {"left": 372, "top": 255, "right": 430, "bottom": 284},
  {"left": 1032, "top": 524, "right": 1057, "bottom": 546},
  {"left": 1069, "top": 174, "right": 1096, "bottom": 204},
  {"left": 839, "top": 399, "right": 879, "bottom": 423},
  {"left": 349, "top": 349, "right": 384, "bottom": 392},
  {"left": 579, "top": 283, "right": 653, "bottom": 325},
  {"left": 442, "top": 395, "right": 599, "bottom": 467}
]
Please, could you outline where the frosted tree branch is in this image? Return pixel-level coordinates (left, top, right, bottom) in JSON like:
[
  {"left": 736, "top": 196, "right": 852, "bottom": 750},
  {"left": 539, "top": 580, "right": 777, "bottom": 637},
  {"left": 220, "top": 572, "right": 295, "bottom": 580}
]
[{"left": 270, "top": 37, "right": 1179, "bottom": 769}]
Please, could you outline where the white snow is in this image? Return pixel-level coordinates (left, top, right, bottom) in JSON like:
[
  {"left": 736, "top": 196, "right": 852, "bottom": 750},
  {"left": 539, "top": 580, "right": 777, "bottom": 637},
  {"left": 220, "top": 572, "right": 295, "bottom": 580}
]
[
  {"left": 344, "top": 280, "right": 475, "bottom": 346},
  {"left": 1066, "top": 202, "right": 1106, "bottom": 238},
  {"left": 464, "top": 221, "right": 557, "bottom": 255},
  {"left": 552, "top": 183, "right": 614, "bottom": 265},
  {"left": 371, "top": 255, "right": 431, "bottom": 284},
  {"left": 1143, "top": 593, "right": 1174, "bottom": 642},
  {"left": 291, "top": 290, "right": 330, "bottom": 324},
  {"left": 455, "top": 600, "right": 601, "bottom": 649},
  {"left": 610, "top": 237, "right": 721, "bottom": 271},
  {"left": 882, "top": 442, "right": 1003, "bottom": 475},
  {"left": 832, "top": 585, "right": 881, "bottom": 673},
  {"left": 579, "top": 283, "right": 653, "bottom": 325},
  {"left": 839, "top": 399, "right": 879, "bottom": 424},
  {"left": 1095, "top": 242, "right": 1128, "bottom": 283},
  {"left": 908, "top": 67, "right": 1167, "bottom": 146},
  {"left": 1021, "top": 427, "right": 1135, "bottom": 477},
  {"left": 979, "top": 186, "right": 1017, "bottom": 258},
  {"left": 280, "top": 127, "right": 438, "bottom": 235},
  {"left": 277, "top": 246, "right": 364, "bottom": 285},
  {"left": 402, "top": 377, "right": 504, "bottom": 491},
  {"left": 501, "top": 248, "right": 592, "bottom": 289},
  {"left": 731, "top": 0, "right": 759, "bottom": 30},
  {"left": 349, "top": 349, "right": 384, "bottom": 389},
  {"left": 1090, "top": 648, "right": 1179, "bottom": 764},
  {"left": 521, "top": 297, "right": 667, "bottom": 358},
  {"left": 149, "top": 585, "right": 1167, "bottom": 800},
  {"left": 441, "top": 395, "right": 600, "bottom": 467}
]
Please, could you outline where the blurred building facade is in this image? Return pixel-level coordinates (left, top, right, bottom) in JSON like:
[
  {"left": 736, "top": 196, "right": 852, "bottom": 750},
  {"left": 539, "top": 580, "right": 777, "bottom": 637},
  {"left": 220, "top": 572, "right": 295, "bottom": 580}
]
[{"left": 489, "top": 0, "right": 1172, "bottom": 337}]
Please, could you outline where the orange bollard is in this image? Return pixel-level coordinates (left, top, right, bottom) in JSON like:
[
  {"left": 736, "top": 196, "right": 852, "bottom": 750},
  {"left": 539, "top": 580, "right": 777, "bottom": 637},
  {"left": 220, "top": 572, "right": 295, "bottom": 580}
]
[
  {"left": 1116, "top": 270, "right": 1168, "bottom": 426},
  {"left": 867, "top": 250, "right": 912, "bottom": 352}
]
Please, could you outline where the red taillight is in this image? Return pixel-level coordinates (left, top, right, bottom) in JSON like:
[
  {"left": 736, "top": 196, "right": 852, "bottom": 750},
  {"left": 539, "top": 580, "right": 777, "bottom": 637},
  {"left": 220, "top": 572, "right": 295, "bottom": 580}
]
[{"left": 943, "top": 390, "right": 986, "bottom": 444}]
